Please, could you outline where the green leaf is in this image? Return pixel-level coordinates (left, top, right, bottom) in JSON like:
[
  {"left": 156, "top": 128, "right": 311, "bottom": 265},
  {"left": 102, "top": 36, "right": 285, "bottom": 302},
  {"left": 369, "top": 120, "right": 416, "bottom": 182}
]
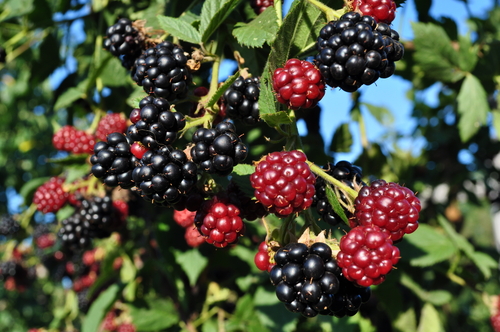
[
  {"left": 157, "top": 15, "right": 201, "bottom": 44},
  {"left": 54, "top": 87, "right": 85, "bottom": 110},
  {"left": 457, "top": 34, "right": 479, "bottom": 72},
  {"left": 232, "top": 6, "right": 279, "bottom": 48},
  {"left": 457, "top": 73, "right": 490, "bottom": 142},
  {"left": 232, "top": 164, "right": 255, "bottom": 176},
  {"left": 174, "top": 249, "right": 208, "bottom": 286},
  {"left": 82, "top": 284, "right": 121, "bottom": 332},
  {"left": 64, "top": 164, "right": 90, "bottom": 184},
  {"left": 206, "top": 71, "right": 240, "bottom": 108},
  {"left": 417, "top": 303, "right": 444, "bottom": 332},
  {"left": 403, "top": 224, "right": 457, "bottom": 267},
  {"left": 469, "top": 251, "right": 497, "bottom": 280},
  {"left": 258, "top": 68, "right": 278, "bottom": 116},
  {"left": 260, "top": 111, "right": 293, "bottom": 127},
  {"left": 47, "top": 154, "right": 88, "bottom": 166},
  {"left": 119, "top": 254, "right": 136, "bottom": 283},
  {"left": 56, "top": 205, "right": 75, "bottom": 222},
  {"left": 400, "top": 273, "right": 452, "bottom": 306},
  {"left": 329, "top": 122, "right": 353, "bottom": 153},
  {"left": 412, "top": 22, "right": 464, "bottom": 82},
  {"left": 362, "top": 102, "right": 394, "bottom": 125},
  {"left": 492, "top": 111, "right": 500, "bottom": 139},
  {"left": 128, "top": 298, "right": 179, "bottom": 331},
  {"left": 325, "top": 185, "right": 349, "bottom": 225},
  {"left": 199, "top": 0, "right": 243, "bottom": 43}
]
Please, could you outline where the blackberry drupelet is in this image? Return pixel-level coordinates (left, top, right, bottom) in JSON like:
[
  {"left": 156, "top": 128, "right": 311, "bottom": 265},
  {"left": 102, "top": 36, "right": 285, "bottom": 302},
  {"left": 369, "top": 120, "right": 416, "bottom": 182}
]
[
  {"left": 132, "top": 41, "right": 193, "bottom": 101},
  {"left": 126, "top": 96, "right": 185, "bottom": 149},
  {"left": 90, "top": 132, "right": 137, "bottom": 189},
  {"left": 312, "top": 161, "right": 364, "bottom": 226},
  {"left": 190, "top": 121, "right": 248, "bottom": 176},
  {"left": 221, "top": 76, "right": 261, "bottom": 124},
  {"left": 314, "top": 12, "right": 404, "bottom": 92}
]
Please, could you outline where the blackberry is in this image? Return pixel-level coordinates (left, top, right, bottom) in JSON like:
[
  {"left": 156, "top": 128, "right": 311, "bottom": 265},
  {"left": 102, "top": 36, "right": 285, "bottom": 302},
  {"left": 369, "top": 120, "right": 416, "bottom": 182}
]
[
  {"left": 221, "top": 76, "right": 261, "bottom": 124},
  {"left": 33, "top": 223, "right": 56, "bottom": 249},
  {"left": 251, "top": 0, "right": 274, "bottom": 14},
  {"left": 79, "top": 196, "right": 121, "bottom": 239},
  {"left": 52, "top": 125, "right": 96, "bottom": 154},
  {"left": 125, "top": 96, "right": 185, "bottom": 149},
  {"left": 132, "top": 147, "right": 198, "bottom": 206},
  {"left": 58, "top": 214, "right": 92, "bottom": 249},
  {"left": 90, "top": 132, "right": 137, "bottom": 189},
  {"left": 0, "top": 260, "right": 31, "bottom": 291},
  {"left": 314, "top": 12, "right": 404, "bottom": 92},
  {"left": 77, "top": 288, "right": 90, "bottom": 311},
  {"left": 0, "top": 215, "right": 20, "bottom": 236},
  {"left": 132, "top": 41, "right": 193, "bottom": 101},
  {"left": 103, "top": 18, "right": 144, "bottom": 70},
  {"left": 190, "top": 121, "right": 248, "bottom": 176},
  {"left": 312, "top": 161, "right": 364, "bottom": 226},
  {"left": 353, "top": 0, "right": 397, "bottom": 24},
  {"left": 270, "top": 242, "right": 370, "bottom": 317},
  {"left": 33, "top": 177, "right": 69, "bottom": 213},
  {"left": 96, "top": 112, "right": 127, "bottom": 141}
]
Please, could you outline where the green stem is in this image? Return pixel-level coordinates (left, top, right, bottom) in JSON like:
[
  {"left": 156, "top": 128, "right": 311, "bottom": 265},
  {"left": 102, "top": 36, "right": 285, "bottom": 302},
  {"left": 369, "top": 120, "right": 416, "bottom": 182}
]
[
  {"left": 274, "top": 0, "right": 283, "bottom": 27},
  {"left": 306, "top": 160, "right": 359, "bottom": 200},
  {"left": 284, "top": 109, "right": 303, "bottom": 151},
  {"left": 301, "top": 208, "right": 321, "bottom": 235},
  {"left": 279, "top": 215, "right": 296, "bottom": 245},
  {"left": 305, "top": 0, "right": 343, "bottom": 21}
]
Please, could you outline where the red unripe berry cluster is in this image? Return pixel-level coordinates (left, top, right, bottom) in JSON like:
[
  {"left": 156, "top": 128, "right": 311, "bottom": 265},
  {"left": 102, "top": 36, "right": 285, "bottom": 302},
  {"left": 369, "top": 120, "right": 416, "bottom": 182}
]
[
  {"left": 272, "top": 58, "right": 325, "bottom": 110},
  {"left": 250, "top": 150, "right": 315, "bottom": 217},
  {"left": 250, "top": 0, "right": 274, "bottom": 15},
  {"left": 33, "top": 177, "right": 69, "bottom": 213},
  {"left": 52, "top": 125, "right": 96, "bottom": 154},
  {"left": 352, "top": 0, "right": 397, "bottom": 24},
  {"left": 254, "top": 241, "right": 275, "bottom": 272},
  {"left": 96, "top": 113, "right": 128, "bottom": 141},
  {"left": 353, "top": 179, "right": 420, "bottom": 242},
  {"left": 337, "top": 224, "right": 400, "bottom": 287},
  {"left": 173, "top": 209, "right": 205, "bottom": 248},
  {"left": 194, "top": 196, "right": 245, "bottom": 248}
]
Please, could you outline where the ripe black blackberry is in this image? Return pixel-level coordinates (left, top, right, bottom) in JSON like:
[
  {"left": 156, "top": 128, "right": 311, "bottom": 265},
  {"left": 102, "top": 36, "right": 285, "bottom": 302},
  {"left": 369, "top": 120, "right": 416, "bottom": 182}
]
[
  {"left": 132, "top": 146, "right": 198, "bottom": 206},
  {"left": 0, "top": 215, "right": 20, "bottom": 236},
  {"left": 269, "top": 242, "right": 370, "bottom": 317},
  {"left": 79, "top": 196, "right": 120, "bottom": 239},
  {"left": 126, "top": 96, "right": 185, "bottom": 149},
  {"left": 314, "top": 12, "right": 404, "bottom": 92},
  {"left": 190, "top": 121, "right": 248, "bottom": 176},
  {"left": 90, "top": 132, "right": 138, "bottom": 189},
  {"left": 312, "top": 161, "right": 364, "bottom": 226},
  {"left": 58, "top": 214, "right": 92, "bottom": 250},
  {"left": 132, "top": 41, "right": 193, "bottom": 101},
  {"left": 221, "top": 76, "right": 260, "bottom": 124},
  {"left": 103, "top": 18, "right": 144, "bottom": 70}
]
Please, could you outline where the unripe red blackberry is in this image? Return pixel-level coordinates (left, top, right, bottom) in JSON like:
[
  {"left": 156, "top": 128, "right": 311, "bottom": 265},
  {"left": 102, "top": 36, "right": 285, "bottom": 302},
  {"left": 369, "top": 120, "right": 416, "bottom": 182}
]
[
  {"left": 254, "top": 241, "right": 274, "bottom": 272},
  {"left": 132, "top": 146, "right": 198, "bottom": 206},
  {"left": 103, "top": 18, "right": 144, "bottom": 70},
  {"left": 173, "top": 209, "right": 196, "bottom": 228},
  {"left": 34, "top": 224, "right": 56, "bottom": 249},
  {"left": 315, "top": 12, "right": 404, "bottom": 92},
  {"left": 221, "top": 76, "right": 261, "bottom": 124},
  {"left": 117, "top": 323, "right": 136, "bottom": 332},
  {"left": 90, "top": 132, "right": 137, "bottom": 189},
  {"left": 126, "top": 96, "right": 185, "bottom": 149},
  {"left": 250, "top": 150, "right": 315, "bottom": 217},
  {"left": 190, "top": 121, "right": 248, "bottom": 176},
  {"left": 96, "top": 113, "right": 128, "bottom": 141},
  {"left": 251, "top": 0, "right": 274, "bottom": 14},
  {"left": 102, "top": 311, "right": 118, "bottom": 331},
  {"left": 185, "top": 226, "right": 205, "bottom": 247},
  {"left": 312, "top": 161, "right": 364, "bottom": 226},
  {"left": 53, "top": 125, "right": 96, "bottom": 155},
  {"left": 33, "top": 177, "right": 69, "bottom": 213},
  {"left": 132, "top": 41, "right": 193, "bottom": 101},
  {"left": 352, "top": 0, "right": 397, "bottom": 24},
  {"left": 337, "top": 224, "right": 400, "bottom": 287},
  {"left": 272, "top": 59, "right": 326, "bottom": 109},
  {"left": 353, "top": 179, "right": 420, "bottom": 242},
  {"left": 194, "top": 194, "right": 245, "bottom": 248}
]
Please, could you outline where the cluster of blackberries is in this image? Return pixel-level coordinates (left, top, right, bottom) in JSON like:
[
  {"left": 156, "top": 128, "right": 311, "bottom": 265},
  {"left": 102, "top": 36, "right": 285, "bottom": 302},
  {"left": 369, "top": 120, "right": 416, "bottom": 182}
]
[
  {"left": 127, "top": 96, "right": 185, "bottom": 149},
  {"left": 0, "top": 215, "right": 19, "bottom": 236},
  {"left": 315, "top": 12, "right": 404, "bottom": 92},
  {"left": 312, "top": 161, "right": 364, "bottom": 226},
  {"left": 132, "top": 147, "right": 198, "bottom": 206},
  {"left": 58, "top": 196, "right": 120, "bottom": 249},
  {"left": 191, "top": 121, "right": 248, "bottom": 176},
  {"left": 103, "top": 18, "right": 144, "bottom": 70},
  {"left": 132, "top": 41, "right": 193, "bottom": 101},
  {"left": 221, "top": 76, "right": 261, "bottom": 124},
  {"left": 91, "top": 133, "right": 137, "bottom": 189},
  {"left": 269, "top": 242, "right": 370, "bottom": 317}
]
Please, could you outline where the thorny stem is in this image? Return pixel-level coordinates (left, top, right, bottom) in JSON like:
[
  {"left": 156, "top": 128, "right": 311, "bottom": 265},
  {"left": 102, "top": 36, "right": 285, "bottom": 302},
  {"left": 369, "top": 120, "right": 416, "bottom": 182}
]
[{"left": 306, "top": 161, "right": 359, "bottom": 200}]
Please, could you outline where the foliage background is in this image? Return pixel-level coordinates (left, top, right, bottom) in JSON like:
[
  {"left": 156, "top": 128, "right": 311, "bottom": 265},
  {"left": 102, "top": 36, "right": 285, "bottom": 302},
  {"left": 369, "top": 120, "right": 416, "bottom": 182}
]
[{"left": 0, "top": 0, "right": 499, "bottom": 331}]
